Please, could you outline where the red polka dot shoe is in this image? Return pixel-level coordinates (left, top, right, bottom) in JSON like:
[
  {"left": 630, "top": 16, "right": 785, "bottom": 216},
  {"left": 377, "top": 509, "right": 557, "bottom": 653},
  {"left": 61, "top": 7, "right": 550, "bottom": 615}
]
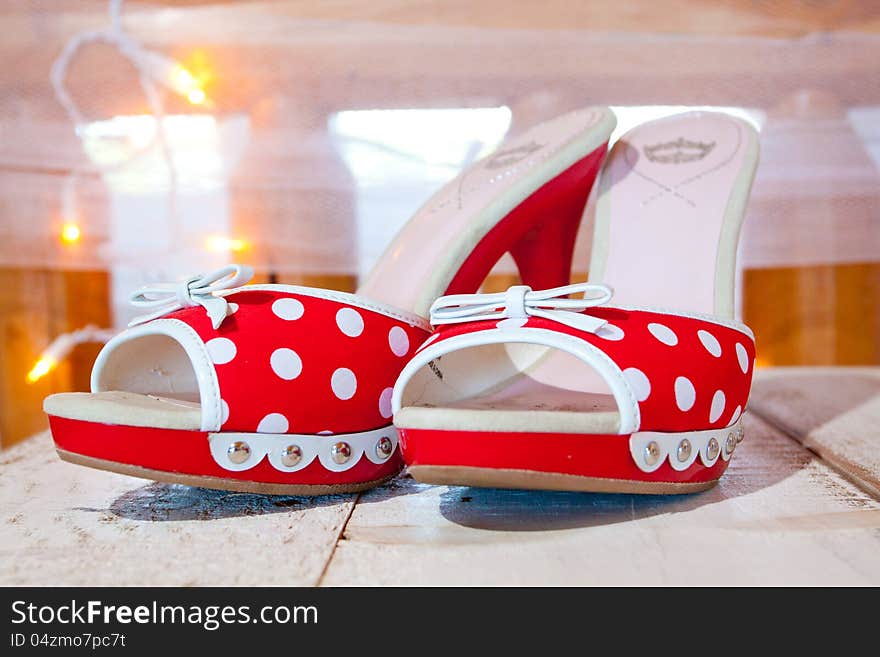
[
  {"left": 392, "top": 111, "right": 760, "bottom": 494},
  {"left": 43, "top": 107, "right": 616, "bottom": 495}
]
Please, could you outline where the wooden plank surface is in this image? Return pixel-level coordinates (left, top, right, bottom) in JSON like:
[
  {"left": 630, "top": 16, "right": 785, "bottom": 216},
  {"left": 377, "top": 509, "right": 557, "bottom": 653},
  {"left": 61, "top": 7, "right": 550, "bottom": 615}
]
[
  {"left": 321, "top": 413, "right": 880, "bottom": 586},
  {"left": 0, "top": 432, "right": 356, "bottom": 586},
  {"left": 2, "top": 373, "right": 879, "bottom": 586},
  {"left": 750, "top": 367, "right": 880, "bottom": 499}
]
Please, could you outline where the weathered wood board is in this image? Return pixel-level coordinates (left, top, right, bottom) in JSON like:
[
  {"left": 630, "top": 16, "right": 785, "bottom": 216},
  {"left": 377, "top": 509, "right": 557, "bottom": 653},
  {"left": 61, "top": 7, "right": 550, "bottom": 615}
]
[
  {"left": 3, "top": 374, "right": 880, "bottom": 586},
  {"left": 322, "top": 413, "right": 880, "bottom": 586},
  {"left": 750, "top": 367, "right": 880, "bottom": 499},
  {"left": 0, "top": 432, "right": 356, "bottom": 586}
]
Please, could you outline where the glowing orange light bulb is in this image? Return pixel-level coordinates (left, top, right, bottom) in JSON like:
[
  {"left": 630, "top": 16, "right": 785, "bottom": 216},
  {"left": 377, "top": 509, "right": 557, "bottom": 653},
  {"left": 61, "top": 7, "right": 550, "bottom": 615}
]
[
  {"left": 206, "top": 235, "right": 248, "bottom": 253},
  {"left": 61, "top": 223, "right": 81, "bottom": 244},
  {"left": 187, "top": 88, "right": 206, "bottom": 105},
  {"left": 27, "top": 356, "right": 57, "bottom": 383},
  {"left": 168, "top": 63, "right": 208, "bottom": 105}
]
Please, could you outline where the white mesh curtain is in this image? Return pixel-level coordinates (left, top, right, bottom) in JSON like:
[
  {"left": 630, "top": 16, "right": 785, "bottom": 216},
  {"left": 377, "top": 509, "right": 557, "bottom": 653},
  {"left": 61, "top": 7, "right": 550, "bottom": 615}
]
[{"left": 0, "top": 0, "right": 878, "bottom": 364}]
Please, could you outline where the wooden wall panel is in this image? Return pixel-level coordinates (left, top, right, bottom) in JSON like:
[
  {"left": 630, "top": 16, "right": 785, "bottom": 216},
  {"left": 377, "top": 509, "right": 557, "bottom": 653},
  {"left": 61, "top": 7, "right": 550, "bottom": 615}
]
[
  {"left": 744, "top": 263, "right": 880, "bottom": 366},
  {"left": 0, "top": 268, "right": 108, "bottom": 447}
]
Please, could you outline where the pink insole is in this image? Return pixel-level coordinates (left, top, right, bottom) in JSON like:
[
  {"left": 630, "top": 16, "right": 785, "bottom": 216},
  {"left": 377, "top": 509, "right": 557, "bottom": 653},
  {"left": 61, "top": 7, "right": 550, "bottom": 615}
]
[{"left": 597, "top": 112, "right": 752, "bottom": 316}]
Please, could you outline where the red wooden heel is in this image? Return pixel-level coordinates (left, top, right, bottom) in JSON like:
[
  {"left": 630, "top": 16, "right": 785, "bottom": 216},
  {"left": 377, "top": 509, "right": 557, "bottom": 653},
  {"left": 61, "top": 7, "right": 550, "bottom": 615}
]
[{"left": 444, "top": 145, "right": 607, "bottom": 295}]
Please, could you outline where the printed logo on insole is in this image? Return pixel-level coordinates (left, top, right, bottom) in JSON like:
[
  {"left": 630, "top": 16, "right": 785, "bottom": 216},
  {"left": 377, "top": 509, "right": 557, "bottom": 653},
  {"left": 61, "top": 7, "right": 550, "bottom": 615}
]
[
  {"left": 483, "top": 141, "right": 545, "bottom": 170},
  {"left": 621, "top": 116, "right": 745, "bottom": 208},
  {"left": 425, "top": 107, "right": 603, "bottom": 213},
  {"left": 642, "top": 137, "right": 716, "bottom": 164}
]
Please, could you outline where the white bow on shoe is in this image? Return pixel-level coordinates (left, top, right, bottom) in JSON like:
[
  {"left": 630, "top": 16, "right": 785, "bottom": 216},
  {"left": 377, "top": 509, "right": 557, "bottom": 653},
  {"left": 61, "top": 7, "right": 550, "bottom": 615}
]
[
  {"left": 429, "top": 282, "right": 613, "bottom": 333},
  {"left": 128, "top": 264, "right": 254, "bottom": 329}
]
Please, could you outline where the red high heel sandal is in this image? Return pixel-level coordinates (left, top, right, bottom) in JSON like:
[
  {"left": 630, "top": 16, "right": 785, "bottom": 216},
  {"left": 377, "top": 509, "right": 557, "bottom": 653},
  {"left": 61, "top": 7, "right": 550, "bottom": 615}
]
[
  {"left": 44, "top": 107, "right": 616, "bottom": 495},
  {"left": 392, "top": 111, "right": 760, "bottom": 494}
]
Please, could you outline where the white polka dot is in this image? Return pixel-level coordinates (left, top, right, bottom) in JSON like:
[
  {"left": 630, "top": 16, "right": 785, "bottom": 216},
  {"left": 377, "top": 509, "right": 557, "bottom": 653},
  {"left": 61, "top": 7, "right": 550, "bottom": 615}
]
[
  {"left": 272, "top": 297, "right": 304, "bottom": 321},
  {"left": 336, "top": 308, "right": 364, "bottom": 337},
  {"left": 318, "top": 430, "right": 334, "bottom": 435},
  {"left": 496, "top": 317, "right": 527, "bottom": 330},
  {"left": 709, "top": 390, "right": 726, "bottom": 423},
  {"left": 736, "top": 343, "right": 749, "bottom": 374},
  {"left": 379, "top": 387, "right": 393, "bottom": 419},
  {"left": 206, "top": 337, "right": 236, "bottom": 364},
  {"left": 596, "top": 323, "right": 624, "bottom": 341},
  {"left": 270, "top": 348, "right": 302, "bottom": 380},
  {"left": 697, "top": 330, "right": 722, "bottom": 357},
  {"left": 648, "top": 323, "right": 678, "bottom": 346},
  {"left": 622, "top": 367, "right": 651, "bottom": 402},
  {"left": 257, "top": 412, "right": 289, "bottom": 434},
  {"left": 220, "top": 399, "right": 229, "bottom": 425},
  {"left": 388, "top": 326, "right": 410, "bottom": 356},
  {"left": 331, "top": 368, "right": 357, "bottom": 400},
  {"left": 729, "top": 405, "right": 742, "bottom": 425},
  {"left": 674, "top": 376, "right": 696, "bottom": 411}
]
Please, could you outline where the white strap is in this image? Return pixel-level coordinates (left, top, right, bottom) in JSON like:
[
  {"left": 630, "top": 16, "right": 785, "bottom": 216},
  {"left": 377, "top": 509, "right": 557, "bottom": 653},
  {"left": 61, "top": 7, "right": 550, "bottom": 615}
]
[
  {"left": 430, "top": 282, "right": 614, "bottom": 334},
  {"left": 128, "top": 264, "right": 254, "bottom": 329},
  {"left": 391, "top": 326, "right": 641, "bottom": 434}
]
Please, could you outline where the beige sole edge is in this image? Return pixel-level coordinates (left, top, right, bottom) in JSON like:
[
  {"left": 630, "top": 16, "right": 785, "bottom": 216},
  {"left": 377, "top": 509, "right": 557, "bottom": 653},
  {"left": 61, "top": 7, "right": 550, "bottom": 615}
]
[
  {"left": 56, "top": 449, "right": 398, "bottom": 496},
  {"left": 408, "top": 465, "right": 719, "bottom": 495}
]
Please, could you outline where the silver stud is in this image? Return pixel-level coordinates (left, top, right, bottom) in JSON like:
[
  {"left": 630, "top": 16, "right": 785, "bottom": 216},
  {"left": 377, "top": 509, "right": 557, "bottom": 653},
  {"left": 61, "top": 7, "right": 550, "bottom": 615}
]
[
  {"left": 707, "top": 437, "right": 720, "bottom": 460},
  {"left": 676, "top": 439, "right": 692, "bottom": 462},
  {"left": 330, "top": 441, "right": 352, "bottom": 464},
  {"left": 375, "top": 437, "right": 394, "bottom": 460},
  {"left": 644, "top": 441, "right": 661, "bottom": 467},
  {"left": 227, "top": 441, "right": 251, "bottom": 464},
  {"left": 736, "top": 426, "right": 744, "bottom": 443},
  {"left": 280, "top": 444, "right": 303, "bottom": 467},
  {"left": 725, "top": 433, "right": 737, "bottom": 455}
]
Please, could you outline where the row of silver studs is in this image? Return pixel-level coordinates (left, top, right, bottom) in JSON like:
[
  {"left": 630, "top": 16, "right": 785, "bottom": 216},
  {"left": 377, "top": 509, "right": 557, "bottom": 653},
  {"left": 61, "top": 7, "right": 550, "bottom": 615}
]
[
  {"left": 632, "top": 422, "right": 744, "bottom": 473},
  {"left": 642, "top": 433, "right": 739, "bottom": 468},
  {"left": 211, "top": 427, "right": 399, "bottom": 474},
  {"left": 227, "top": 437, "right": 395, "bottom": 467}
]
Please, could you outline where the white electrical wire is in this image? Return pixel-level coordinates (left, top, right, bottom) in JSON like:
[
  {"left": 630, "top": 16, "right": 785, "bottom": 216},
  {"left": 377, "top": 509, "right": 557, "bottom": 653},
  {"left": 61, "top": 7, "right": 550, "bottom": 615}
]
[
  {"left": 39, "top": 0, "right": 197, "bottom": 381},
  {"left": 41, "top": 326, "right": 118, "bottom": 361},
  {"left": 49, "top": 0, "right": 179, "bottom": 225},
  {"left": 27, "top": 325, "right": 118, "bottom": 383}
]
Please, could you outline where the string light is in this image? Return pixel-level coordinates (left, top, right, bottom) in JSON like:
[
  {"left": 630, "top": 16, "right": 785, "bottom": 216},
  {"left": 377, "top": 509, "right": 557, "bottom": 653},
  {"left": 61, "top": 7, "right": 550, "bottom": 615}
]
[
  {"left": 141, "top": 53, "right": 209, "bottom": 106},
  {"left": 173, "top": 65, "right": 197, "bottom": 93},
  {"left": 59, "top": 174, "right": 82, "bottom": 245},
  {"left": 50, "top": 0, "right": 211, "bottom": 148},
  {"left": 26, "top": 326, "right": 117, "bottom": 384},
  {"left": 48, "top": 0, "right": 218, "bottom": 267},
  {"left": 39, "top": 1, "right": 216, "bottom": 385},
  {"left": 206, "top": 235, "right": 248, "bottom": 253},
  {"left": 61, "top": 223, "right": 81, "bottom": 244},
  {"left": 187, "top": 88, "right": 206, "bottom": 105},
  {"left": 27, "top": 357, "right": 58, "bottom": 384}
]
